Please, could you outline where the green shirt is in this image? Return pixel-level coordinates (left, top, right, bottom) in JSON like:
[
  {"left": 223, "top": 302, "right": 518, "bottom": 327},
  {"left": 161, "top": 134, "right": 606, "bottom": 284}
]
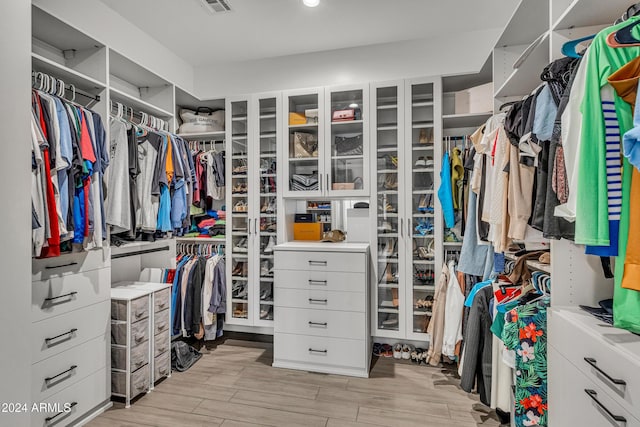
[{"left": 576, "top": 19, "right": 640, "bottom": 245}]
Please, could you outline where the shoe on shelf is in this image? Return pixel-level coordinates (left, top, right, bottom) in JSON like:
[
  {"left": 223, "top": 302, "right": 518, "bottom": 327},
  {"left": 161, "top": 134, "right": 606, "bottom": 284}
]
[
  {"left": 415, "top": 157, "right": 426, "bottom": 167},
  {"left": 381, "top": 240, "right": 396, "bottom": 258},
  {"left": 241, "top": 263, "right": 248, "bottom": 277},
  {"left": 260, "top": 260, "right": 270, "bottom": 277},
  {"left": 381, "top": 343, "right": 394, "bottom": 357},
  {"left": 372, "top": 342, "right": 382, "bottom": 357},
  {"left": 393, "top": 343, "right": 403, "bottom": 360},
  {"left": 260, "top": 307, "right": 272, "bottom": 320},
  {"left": 425, "top": 157, "right": 434, "bottom": 167},
  {"left": 266, "top": 199, "right": 276, "bottom": 213},
  {"left": 402, "top": 344, "right": 413, "bottom": 360},
  {"left": 234, "top": 238, "right": 248, "bottom": 253},
  {"left": 233, "top": 200, "right": 247, "bottom": 212},
  {"left": 231, "top": 262, "right": 243, "bottom": 276},
  {"left": 384, "top": 174, "right": 398, "bottom": 190},
  {"left": 377, "top": 221, "right": 394, "bottom": 233},
  {"left": 381, "top": 317, "right": 399, "bottom": 329},
  {"left": 264, "top": 236, "right": 276, "bottom": 253},
  {"left": 391, "top": 288, "right": 399, "bottom": 307},
  {"left": 260, "top": 287, "right": 272, "bottom": 301},
  {"left": 444, "top": 229, "right": 461, "bottom": 242}
]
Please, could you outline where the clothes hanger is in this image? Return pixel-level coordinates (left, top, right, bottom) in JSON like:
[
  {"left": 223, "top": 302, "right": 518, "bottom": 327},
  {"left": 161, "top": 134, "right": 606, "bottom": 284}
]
[
  {"left": 561, "top": 34, "right": 595, "bottom": 58},
  {"left": 613, "top": 4, "right": 640, "bottom": 44}
]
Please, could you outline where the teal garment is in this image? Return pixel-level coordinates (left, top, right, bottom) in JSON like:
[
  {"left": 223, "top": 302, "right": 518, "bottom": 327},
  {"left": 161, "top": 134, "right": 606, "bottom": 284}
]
[
  {"left": 438, "top": 152, "right": 455, "bottom": 228},
  {"left": 502, "top": 298, "right": 549, "bottom": 427}
]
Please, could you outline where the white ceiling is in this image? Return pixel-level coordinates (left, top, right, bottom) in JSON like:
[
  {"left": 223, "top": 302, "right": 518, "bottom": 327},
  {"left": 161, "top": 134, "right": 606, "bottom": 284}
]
[{"left": 98, "top": 0, "right": 517, "bottom": 67}]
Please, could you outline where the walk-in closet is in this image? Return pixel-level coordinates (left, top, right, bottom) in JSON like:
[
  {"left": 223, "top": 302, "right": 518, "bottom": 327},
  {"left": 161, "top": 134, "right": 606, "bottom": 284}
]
[{"left": 3, "top": 0, "right": 640, "bottom": 426}]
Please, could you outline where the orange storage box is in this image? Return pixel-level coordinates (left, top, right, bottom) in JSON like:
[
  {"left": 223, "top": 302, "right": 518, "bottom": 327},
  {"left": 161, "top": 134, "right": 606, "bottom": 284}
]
[
  {"left": 289, "top": 112, "right": 307, "bottom": 125},
  {"left": 293, "top": 222, "right": 323, "bottom": 241}
]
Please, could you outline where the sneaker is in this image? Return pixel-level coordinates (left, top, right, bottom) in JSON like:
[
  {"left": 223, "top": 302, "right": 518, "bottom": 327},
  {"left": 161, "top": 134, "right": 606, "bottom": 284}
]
[
  {"left": 393, "top": 343, "right": 403, "bottom": 359},
  {"left": 377, "top": 221, "right": 393, "bottom": 233},
  {"left": 444, "top": 229, "right": 461, "bottom": 242},
  {"left": 415, "top": 157, "right": 426, "bottom": 167},
  {"left": 234, "top": 238, "right": 248, "bottom": 252},
  {"left": 264, "top": 236, "right": 276, "bottom": 253},
  {"left": 260, "top": 260, "right": 270, "bottom": 277}
]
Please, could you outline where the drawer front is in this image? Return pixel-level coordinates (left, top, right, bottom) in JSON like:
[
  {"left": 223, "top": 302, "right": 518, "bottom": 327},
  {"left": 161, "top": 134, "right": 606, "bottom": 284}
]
[
  {"left": 111, "top": 365, "right": 149, "bottom": 398},
  {"left": 154, "top": 309, "right": 170, "bottom": 336},
  {"left": 111, "top": 341, "right": 149, "bottom": 371},
  {"left": 275, "top": 250, "right": 365, "bottom": 273},
  {"left": 274, "top": 307, "right": 365, "bottom": 340},
  {"left": 154, "top": 288, "right": 171, "bottom": 313},
  {"left": 31, "top": 367, "right": 108, "bottom": 427},
  {"left": 274, "top": 333, "right": 366, "bottom": 369},
  {"left": 154, "top": 332, "right": 170, "bottom": 357},
  {"left": 32, "top": 335, "right": 108, "bottom": 402},
  {"left": 111, "top": 318, "right": 149, "bottom": 346},
  {"left": 32, "top": 268, "right": 110, "bottom": 323},
  {"left": 32, "top": 301, "right": 109, "bottom": 364},
  {"left": 275, "top": 288, "right": 366, "bottom": 312},
  {"left": 111, "top": 295, "right": 150, "bottom": 322},
  {"left": 549, "top": 346, "right": 640, "bottom": 427},
  {"left": 154, "top": 352, "right": 171, "bottom": 382},
  {"left": 550, "top": 310, "right": 640, "bottom": 416},
  {"left": 32, "top": 249, "right": 109, "bottom": 282},
  {"left": 275, "top": 269, "right": 365, "bottom": 293}
]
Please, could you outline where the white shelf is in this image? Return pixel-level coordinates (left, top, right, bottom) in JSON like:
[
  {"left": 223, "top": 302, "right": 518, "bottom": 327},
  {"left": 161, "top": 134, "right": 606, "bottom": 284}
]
[
  {"left": 232, "top": 155, "right": 248, "bottom": 159},
  {"left": 413, "top": 213, "right": 434, "bottom": 218},
  {"left": 497, "top": 0, "right": 549, "bottom": 47},
  {"left": 378, "top": 284, "right": 399, "bottom": 289},
  {"left": 260, "top": 153, "right": 277, "bottom": 158},
  {"left": 289, "top": 157, "right": 319, "bottom": 162},
  {"left": 260, "top": 132, "right": 276, "bottom": 138},
  {"left": 110, "top": 87, "right": 173, "bottom": 118},
  {"left": 232, "top": 115, "right": 248, "bottom": 121},
  {"left": 494, "top": 32, "right": 550, "bottom": 98},
  {"left": 377, "top": 104, "right": 397, "bottom": 110},
  {"left": 413, "top": 285, "right": 436, "bottom": 291},
  {"left": 412, "top": 145, "right": 434, "bottom": 151},
  {"left": 175, "top": 237, "right": 226, "bottom": 243},
  {"left": 377, "top": 233, "right": 399, "bottom": 238},
  {"left": 378, "top": 190, "right": 398, "bottom": 195},
  {"left": 411, "top": 121, "right": 434, "bottom": 129},
  {"left": 412, "top": 168, "right": 434, "bottom": 173},
  {"left": 378, "top": 258, "right": 399, "bottom": 263},
  {"left": 260, "top": 113, "right": 276, "bottom": 119},
  {"left": 178, "top": 130, "right": 226, "bottom": 140},
  {"left": 413, "top": 310, "right": 433, "bottom": 316},
  {"left": 377, "top": 125, "right": 398, "bottom": 131},
  {"left": 412, "top": 190, "right": 434, "bottom": 195},
  {"left": 413, "top": 260, "right": 435, "bottom": 265},
  {"left": 331, "top": 155, "right": 364, "bottom": 160},
  {"left": 31, "top": 53, "right": 106, "bottom": 92},
  {"left": 412, "top": 101, "right": 434, "bottom": 107},
  {"left": 377, "top": 212, "right": 398, "bottom": 217},
  {"left": 259, "top": 301, "right": 274, "bottom": 306},
  {"left": 378, "top": 169, "right": 398, "bottom": 174},
  {"left": 442, "top": 112, "right": 492, "bottom": 129},
  {"left": 378, "top": 308, "right": 399, "bottom": 314},
  {"left": 443, "top": 241, "right": 463, "bottom": 247},
  {"left": 289, "top": 123, "right": 318, "bottom": 130},
  {"left": 377, "top": 147, "right": 399, "bottom": 153},
  {"left": 553, "top": 0, "right": 629, "bottom": 30},
  {"left": 331, "top": 119, "right": 363, "bottom": 126},
  {"left": 232, "top": 298, "right": 249, "bottom": 304}
]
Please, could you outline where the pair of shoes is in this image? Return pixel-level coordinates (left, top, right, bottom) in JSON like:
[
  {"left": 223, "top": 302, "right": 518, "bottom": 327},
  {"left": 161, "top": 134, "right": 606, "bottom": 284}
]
[
  {"left": 381, "top": 316, "right": 399, "bottom": 329},
  {"left": 259, "top": 287, "right": 272, "bottom": 301},
  {"left": 415, "top": 219, "right": 434, "bottom": 236},
  {"left": 234, "top": 238, "right": 248, "bottom": 253},
  {"left": 392, "top": 344, "right": 415, "bottom": 360},
  {"left": 232, "top": 164, "right": 247, "bottom": 174},
  {"left": 234, "top": 201, "right": 248, "bottom": 212},
  {"left": 263, "top": 236, "right": 276, "bottom": 254},
  {"left": 418, "top": 246, "right": 433, "bottom": 260},
  {"left": 377, "top": 221, "right": 394, "bottom": 233},
  {"left": 383, "top": 174, "right": 398, "bottom": 190},
  {"left": 231, "top": 262, "right": 244, "bottom": 276},
  {"left": 411, "top": 348, "right": 427, "bottom": 364},
  {"left": 415, "top": 296, "right": 434, "bottom": 309},
  {"left": 380, "top": 240, "right": 396, "bottom": 258},
  {"left": 232, "top": 283, "right": 247, "bottom": 299},
  {"left": 260, "top": 260, "right": 272, "bottom": 277},
  {"left": 372, "top": 342, "right": 382, "bottom": 357},
  {"left": 232, "top": 183, "right": 248, "bottom": 194},
  {"left": 417, "top": 195, "right": 433, "bottom": 213},
  {"left": 444, "top": 229, "right": 461, "bottom": 242},
  {"left": 419, "top": 128, "right": 433, "bottom": 145},
  {"left": 381, "top": 344, "right": 393, "bottom": 358},
  {"left": 414, "top": 156, "right": 434, "bottom": 167},
  {"left": 261, "top": 199, "right": 276, "bottom": 213},
  {"left": 260, "top": 307, "right": 273, "bottom": 320}
]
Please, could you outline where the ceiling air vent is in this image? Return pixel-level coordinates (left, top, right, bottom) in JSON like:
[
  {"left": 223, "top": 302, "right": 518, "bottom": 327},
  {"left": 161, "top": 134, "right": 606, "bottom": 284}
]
[{"left": 200, "top": 0, "right": 232, "bottom": 13}]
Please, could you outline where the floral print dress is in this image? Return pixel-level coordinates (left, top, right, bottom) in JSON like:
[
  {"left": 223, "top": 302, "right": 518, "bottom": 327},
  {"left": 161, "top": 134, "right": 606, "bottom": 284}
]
[{"left": 502, "top": 298, "right": 549, "bottom": 427}]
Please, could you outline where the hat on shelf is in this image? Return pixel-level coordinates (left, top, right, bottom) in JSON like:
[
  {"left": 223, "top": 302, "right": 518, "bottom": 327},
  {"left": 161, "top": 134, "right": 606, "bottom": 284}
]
[{"left": 321, "top": 229, "right": 346, "bottom": 243}]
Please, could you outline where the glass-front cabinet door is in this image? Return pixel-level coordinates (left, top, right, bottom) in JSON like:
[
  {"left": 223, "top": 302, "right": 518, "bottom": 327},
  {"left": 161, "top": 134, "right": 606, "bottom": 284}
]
[
  {"left": 406, "top": 79, "right": 437, "bottom": 339},
  {"left": 254, "top": 94, "right": 280, "bottom": 326},
  {"left": 227, "top": 98, "right": 253, "bottom": 324},
  {"left": 326, "top": 84, "right": 369, "bottom": 197},
  {"left": 283, "top": 89, "right": 324, "bottom": 197},
  {"left": 371, "top": 81, "right": 405, "bottom": 338}
]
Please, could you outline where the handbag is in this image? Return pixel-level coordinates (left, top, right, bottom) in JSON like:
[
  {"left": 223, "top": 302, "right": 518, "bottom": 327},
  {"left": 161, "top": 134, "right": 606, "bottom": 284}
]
[
  {"left": 292, "top": 132, "right": 318, "bottom": 158},
  {"left": 178, "top": 107, "right": 225, "bottom": 133},
  {"left": 332, "top": 108, "right": 355, "bottom": 122},
  {"left": 334, "top": 134, "right": 363, "bottom": 156}
]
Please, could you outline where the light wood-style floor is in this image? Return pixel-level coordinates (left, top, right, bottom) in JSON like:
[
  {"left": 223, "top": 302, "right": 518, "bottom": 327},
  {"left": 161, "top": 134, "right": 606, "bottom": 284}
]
[{"left": 88, "top": 338, "right": 504, "bottom": 427}]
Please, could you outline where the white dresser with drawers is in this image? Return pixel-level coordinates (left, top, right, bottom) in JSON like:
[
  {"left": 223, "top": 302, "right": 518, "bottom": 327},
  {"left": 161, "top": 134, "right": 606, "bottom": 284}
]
[
  {"left": 273, "top": 242, "right": 371, "bottom": 378},
  {"left": 549, "top": 308, "right": 640, "bottom": 427},
  {"left": 31, "top": 250, "right": 111, "bottom": 427}
]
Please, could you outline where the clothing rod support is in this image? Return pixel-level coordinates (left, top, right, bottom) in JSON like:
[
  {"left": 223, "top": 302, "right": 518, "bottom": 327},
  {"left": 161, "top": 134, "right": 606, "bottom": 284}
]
[{"left": 111, "top": 245, "right": 170, "bottom": 259}]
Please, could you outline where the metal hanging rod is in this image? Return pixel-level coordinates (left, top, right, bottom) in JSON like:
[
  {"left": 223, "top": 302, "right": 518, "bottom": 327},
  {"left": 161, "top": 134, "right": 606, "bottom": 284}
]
[
  {"left": 32, "top": 71, "right": 101, "bottom": 106},
  {"left": 111, "top": 245, "right": 171, "bottom": 259}
]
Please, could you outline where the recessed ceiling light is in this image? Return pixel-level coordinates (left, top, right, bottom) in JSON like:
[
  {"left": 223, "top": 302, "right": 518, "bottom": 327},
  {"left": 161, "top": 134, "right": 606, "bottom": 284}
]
[{"left": 303, "top": 0, "right": 320, "bottom": 7}]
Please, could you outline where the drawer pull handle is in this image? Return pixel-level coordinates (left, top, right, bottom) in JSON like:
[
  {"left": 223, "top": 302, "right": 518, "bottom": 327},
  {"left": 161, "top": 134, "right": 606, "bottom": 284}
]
[
  {"left": 157, "top": 323, "right": 167, "bottom": 331},
  {"left": 45, "top": 401, "right": 77, "bottom": 424},
  {"left": 44, "top": 291, "right": 78, "bottom": 303},
  {"left": 159, "top": 367, "right": 169, "bottom": 375},
  {"left": 45, "top": 365, "right": 77, "bottom": 384},
  {"left": 584, "top": 389, "right": 627, "bottom": 426},
  {"left": 44, "top": 262, "right": 78, "bottom": 270},
  {"left": 134, "top": 334, "right": 145, "bottom": 343},
  {"left": 308, "top": 280, "right": 327, "bottom": 286},
  {"left": 45, "top": 328, "right": 77, "bottom": 345},
  {"left": 308, "top": 260, "right": 327, "bottom": 266},
  {"left": 308, "top": 348, "right": 327, "bottom": 354},
  {"left": 308, "top": 298, "right": 328, "bottom": 304},
  {"left": 157, "top": 302, "right": 167, "bottom": 309},
  {"left": 308, "top": 321, "right": 328, "bottom": 327},
  {"left": 584, "top": 358, "right": 627, "bottom": 387}
]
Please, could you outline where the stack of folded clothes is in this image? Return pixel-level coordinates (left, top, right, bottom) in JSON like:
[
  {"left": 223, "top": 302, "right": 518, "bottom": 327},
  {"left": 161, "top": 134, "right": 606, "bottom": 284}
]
[{"left": 291, "top": 173, "right": 319, "bottom": 191}]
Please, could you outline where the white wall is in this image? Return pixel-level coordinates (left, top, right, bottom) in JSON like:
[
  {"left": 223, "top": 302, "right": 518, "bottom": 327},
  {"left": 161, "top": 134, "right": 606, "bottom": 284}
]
[
  {"left": 0, "top": 0, "right": 32, "bottom": 424},
  {"left": 194, "top": 28, "right": 502, "bottom": 98},
  {"left": 32, "top": 0, "right": 195, "bottom": 93}
]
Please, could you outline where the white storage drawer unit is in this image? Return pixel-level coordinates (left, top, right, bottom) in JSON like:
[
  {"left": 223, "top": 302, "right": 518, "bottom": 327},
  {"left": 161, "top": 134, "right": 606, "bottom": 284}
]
[
  {"left": 549, "top": 308, "right": 640, "bottom": 426},
  {"left": 273, "top": 242, "right": 370, "bottom": 378},
  {"left": 112, "top": 281, "right": 172, "bottom": 390},
  {"left": 30, "top": 249, "right": 112, "bottom": 426}
]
